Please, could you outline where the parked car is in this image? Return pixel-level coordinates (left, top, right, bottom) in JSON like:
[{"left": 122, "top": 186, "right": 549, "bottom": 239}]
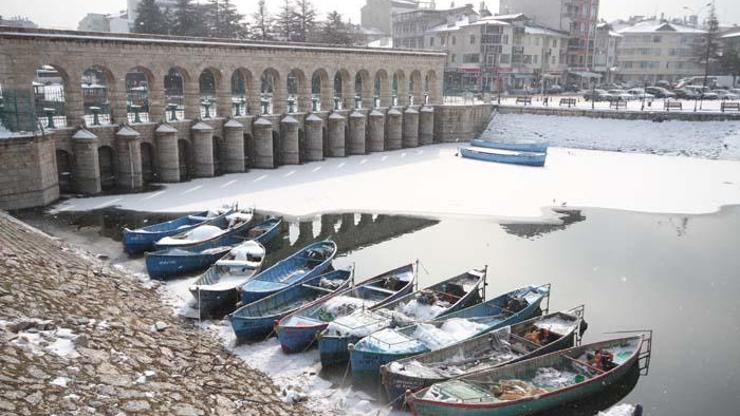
[
  {"left": 729, "top": 88, "right": 740, "bottom": 95},
  {"left": 545, "top": 84, "right": 563, "bottom": 94},
  {"left": 607, "top": 89, "right": 633, "bottom": 101},
  {"left": 583, "top": 89, "right": 614, "bottom": 101},
  {"left": 674, "top": 88, "right": 700, "bottom": 99},
  {"left": 714, "top": 90, "right": 740, "bottom": 100},
  {"left": 685, "top": 86, "right": 719, "bottom": 100},
  {"left": 645, "top": 87, "right": 676, "bottom": 98},
  {"left": 627, "top": 88, "right": 655, "bottom": 100}
]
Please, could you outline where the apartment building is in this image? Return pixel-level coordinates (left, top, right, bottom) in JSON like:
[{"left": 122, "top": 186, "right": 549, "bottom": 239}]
[
  {"left": 616, "top": 20, "right": 705, "bottom": 84},
  {"left": 499, "top": 0, "right": 600, "bottom": 73},
  {"left": 593, "top": 22, "right": 621, "bottom": 83},
  {"left": 393, "top": 4, "right": 478, "bottom": 49},
  {"left": 361, "top": 0, "right": 423, "bottom": 35}
]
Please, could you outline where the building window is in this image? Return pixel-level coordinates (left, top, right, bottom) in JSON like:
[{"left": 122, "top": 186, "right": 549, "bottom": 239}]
[
  {"left": 500, "top": 54, "right": 511, "bottom": 64},
  {"left": 470, "top": 35, "right": 476, "bottom": 44},
  {"left": 503, "top": 35, "right": 509, "bottom": 44},
  {"left": 430, "top": 37, "right": 435, "bottom": 47},
  {"left": 463, "top": 54, "right": 480, "bottom": 63},
  {"left": 451, "top": 54, "right": 456, "bottom": 63},
  {"left": 452, "top": 36, "right": 456, "bottom": 45}
]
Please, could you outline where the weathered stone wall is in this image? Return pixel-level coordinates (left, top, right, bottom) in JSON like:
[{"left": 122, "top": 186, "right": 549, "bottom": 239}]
[
  {"left": 433, "top": 104, "right": 495, "bottom": 143},
  {"left": 0, "top": 133, "right": 59, "bottom": 210}
]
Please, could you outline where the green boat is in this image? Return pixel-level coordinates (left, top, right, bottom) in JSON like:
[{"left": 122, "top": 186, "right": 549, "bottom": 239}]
[{"left": 406, "top": 336, "right": 648, "bottom": 416}]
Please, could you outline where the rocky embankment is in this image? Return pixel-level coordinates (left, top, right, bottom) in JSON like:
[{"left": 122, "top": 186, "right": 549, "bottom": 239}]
[{"left": 0, "top": 212, "right": 306, "bottom": 416}]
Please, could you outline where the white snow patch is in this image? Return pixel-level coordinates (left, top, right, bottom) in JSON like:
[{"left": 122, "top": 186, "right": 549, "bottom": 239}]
[
  {"left": 156, "top": 225, "right": 225, "bottom": 246},
  {"left": 598, "top": 404, "right": 638, "bottom": 416},
  {"left": 50, "top": 376, "right": 71, "bottom": 387}
]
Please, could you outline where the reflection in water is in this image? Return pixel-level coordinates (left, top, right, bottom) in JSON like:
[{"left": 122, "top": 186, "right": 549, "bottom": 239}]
[{"left": 501, "top": 209, "right": 586, "bottom": 240}]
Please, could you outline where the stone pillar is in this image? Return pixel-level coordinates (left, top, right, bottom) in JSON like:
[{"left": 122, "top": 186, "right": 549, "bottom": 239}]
[
  {"left": 216, "top": 85, "right": 231, "bottom": 118},
  {"left": 71, "top": 129, "right": 101, "bottom": 194},
  {"left": 328, "top": 112, "right": 346, "bottom": 157},
  {"left": 304, "top": 114, "right": 324, "bottom": 161},
  {"left": 191, "top": 121, "right": 215, "bottom": 177},
  {"left": 348, "top": 111, "right": 367, "bottom": 155},
  {"left": 280, "top": 115, "right": 300, "bottom": 165},
  {"left": 149, "top": 84, "right": 166, "bottom": 123},
  {"left": 367, "top": 110, "right": 385, "bottom": 152},
  {"left": 184, "top": 80, "right": 200, "bottom": 120},
  {"left": 111, "top": 78, "right": 128, "bottom": 124},
  {"left": 65, "top": 82, "right": 85, "bottom": 127},
  {"left": 403, "top": 107, "right": 419, "bottom": 148},
  {"left": 253, "top": 117, "right": 274, "bottom": 168},
  {"left": 154, "top": 124, "right": 180, "bottom": 183},
  {"left": 115, "top": 126, "right": 143, "bottom": 191},
  {"left": 385, "top": 108, "right": 402, "bottom": 150},
  {"left": 419, "top": 105, "right": 435, "bottom": 145},
  {"left": 223, "top": 119, "right": 246, "bottom": 173}
]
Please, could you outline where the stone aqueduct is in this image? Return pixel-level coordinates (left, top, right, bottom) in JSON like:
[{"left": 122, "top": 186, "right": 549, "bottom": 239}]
[{"left": 0, "top": 27, "right": 494, "bottom": 210}]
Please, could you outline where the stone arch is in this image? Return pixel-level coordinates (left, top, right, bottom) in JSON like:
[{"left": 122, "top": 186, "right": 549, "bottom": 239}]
[
  {"left": 231, "top": 68, "right": 251, "bottom": 116},
  {"left": 164, "top": 67, "right": 189, "bottom": 121},
  {"left": 33, "top": 64, "right": 70, "bottom": 129},
  {"left": 333, "top": 69, "right": 351, "bottom": 110},
  {"left": 98, "top": 145, "right": 116, "bottom": 190},
  {"left": 311, "top": 68, "right": 331, "bottom": 112},
  {"left": 354, "top": 70, "right": 371, "bottom": 110},
  {"left": 198, "top": 68, "right": 221, "bottom": 119},
  {"left": 286, "top": 68, "right": 307, "bottom": 113},
  {"left": 374, "top": 69, "right": 389, "bottom": 107},
  {"left": 177, "top": 139, "right": 191, "bottom": 180},
  {"left": 425, "top": 70, "right": 439, "bottom": 104},
  {"left": 260, "top": 68, "right": 281, "bottom": 114},
  {"left": 55, "top": 149, "right": 73, "bottom": 193},
  {"left": 409, "top": 70, "right": 422, "bottom": 105},
  {"left": 126, "top": 66, "right": 154, "bottom": 123},
  {"left": 140, "top": 142, "right": 155, "bottom": 183},
  {"left": 81, "top": 65, "right": 113, "bottom": 126},
  {"left": 392, "top": 70, "right": 406, "bottom": 106}
]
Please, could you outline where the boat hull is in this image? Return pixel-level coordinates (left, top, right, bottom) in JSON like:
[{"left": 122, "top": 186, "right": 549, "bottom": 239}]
[
  {"left": 230, "top": 314, "right": 278, "bottom": 342},
  {"left": 319, "top": 334, "right": 362, "bottom": 367},
  {"left": 460, "top": 147, "right": 546, "bottom": 167},
  {"left": 123, "top": 210, "right": 227, "bottom": 255},
  {"left": 189, "top": 284, "right": 243, "bottom": 320},
  {"left": 351, "top": 349, "right": 419, "bottom": 386},
  {"left": 146, "top": 252, "right": 225, "bottom": 280},
  {"left": 276, "top": 322, "right": 328, "bottom": 354},
  {"left": 471, "top": 139, "right": 548, "bottom": 154}
]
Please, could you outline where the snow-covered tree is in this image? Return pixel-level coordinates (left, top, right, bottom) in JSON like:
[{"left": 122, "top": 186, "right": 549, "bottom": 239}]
[{"left": 134, "top": 0, "right": 169, "bottom": 35}]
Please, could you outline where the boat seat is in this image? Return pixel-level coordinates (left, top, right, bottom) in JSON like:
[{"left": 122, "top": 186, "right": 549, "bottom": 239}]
[
  {"left": 302, "top": 284, "right": 334, "bottom": 294},
  {"left": 364, "top": 285, "right": 396, "bottom": 295}
]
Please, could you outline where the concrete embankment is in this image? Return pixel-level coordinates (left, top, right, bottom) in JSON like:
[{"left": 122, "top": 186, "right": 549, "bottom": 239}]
[
  {"left": 496, "top": 104, "right": 740, "bottom": 121},
  {"left": 0, "top": 212, "right": 304, "bottom": 416}
]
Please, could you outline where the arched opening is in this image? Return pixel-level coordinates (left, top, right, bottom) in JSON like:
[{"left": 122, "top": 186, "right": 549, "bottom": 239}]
[
  {"left": 244, "top": 133, "right": 253, "bottom": 168},
  {"left": 164, "top": 68, "right": 186, "bottom": 121},
  {"left": 409, "top": 70, "right": 422, "bottom": 105},
  {"left": 199, "top": 69, "right": 218, "bottom": 119},
  {"left": 354, "top": 70, "right": 370, "bottom": 110},
  {"left": 286, "top": 69, "right": 306, "bottom": 113},
  {"left": 126, "top": 67, "right": 152, "bottom": 124},
  {"left": 374, "top": 70, "right": 388, "bottom": 107},
  {"left": 333, "top": 70, "right": 350, "bottom": 110},
  {"left": 33, "top": 64, "right": 67, "bottom": 129},
  {"left": 311, "top": 69, "right": 330, "bottom": 112},
  {"left": 55, "top": 149, "right": 72, "bottom": 193},
  {"left": 392, "top": 70, "right": 406, "bottom": 106},
  {"left": 272, "top": 130, "right": 281, "bottom": 166},
  {"left": 213, "top": 135, "right": 224, "bottom": 176},
  {"left": 81, "top": 66, "right": 112, "bottom": 126},
  {"left": 98, "top": 145, "right": 116, "bottom": 190},
  {"left": 260, "top": 69, "right": 279, "bottom": 115},
  {"left": 140, "top": 142, "right": 155, "bottom": 183},
  {"left": 231, "top": 69, "right": 249, "bottom": 116},
  {"left": 425, "top": 70, "right": 437, "bottom": 104},
  {"left": 177, "top": 139, "right": 190, "bottom": 180}
]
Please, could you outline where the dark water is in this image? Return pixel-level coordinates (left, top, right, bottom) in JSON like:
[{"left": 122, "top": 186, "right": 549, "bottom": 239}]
[{"left": 18, "top": 206, "right": 740, "bottom": 415}]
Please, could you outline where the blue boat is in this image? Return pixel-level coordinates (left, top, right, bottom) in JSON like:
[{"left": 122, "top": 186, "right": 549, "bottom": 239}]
[
  {"left": 471, "top": 138, "right": 549, "bottom": 154},
  {"left": 238, "top": 240, "right": 338, "bottom": 305},
  {"left": 145, "top": 216, "right": 280, "bottom": 280},
  {"left": 460, "top": 147, "right": 547, "bottom": 167},
  {"left": 122, "top": 208, "right": 232, "bottom": 254},
  {"left": 229, "top": 270, "right": 352, "bottom": 342},
  {"left": 152, "top": 209, "right": 254, "bottom": 251},
  {"left": 276, "top": 263, "right": 417, "bottom": 354},
  {"left": 349, "top": 285, "right": 551, "bottom": 385},
  {"left": 318, "top": 268, "right": 486, "bottom": 368}
]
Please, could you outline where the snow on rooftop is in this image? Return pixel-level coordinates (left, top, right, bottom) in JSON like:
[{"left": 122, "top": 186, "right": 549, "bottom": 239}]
[
  {"left": 525, "top": 26, "right": 568, "bottom": 37},
  {"left": 617, "top": 20, "right": 705, "bottom": 34},
  {"left": 721, "top": 31, "right": 740, "bottom": 39}
]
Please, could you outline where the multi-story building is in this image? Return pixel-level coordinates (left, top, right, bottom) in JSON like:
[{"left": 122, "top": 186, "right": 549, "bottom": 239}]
[
  {"left": 499, "top": 0, "right": 600, "bottom": 74},
  {"left": 78, "top": 12, "right": 130, "bottom": 33},
  {"left": 361, "top": 0, "right": 423, "bottom": 35},
  {"left": 616, "top": 20, "right": 705, "bottom": 84},
  {"left": 722, "top": 30, "right": 740, "bottom": 54},
  {"left": 0, "top": 16, "right": 37, "bottom": 29},
  {"left": 593, "top": 22, "right": 621, "bottom": 83},
  {"left": 393, "top": 4, "right": 478, "bottom": 49}
]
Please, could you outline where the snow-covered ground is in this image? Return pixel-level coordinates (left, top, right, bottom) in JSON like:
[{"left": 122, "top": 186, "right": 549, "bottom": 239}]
[
  {"left": 485, "top": 113, "right": 740, "bottom": 160},
  {"left": 53, "top": 142, "right": 740, "bottom": 221}
]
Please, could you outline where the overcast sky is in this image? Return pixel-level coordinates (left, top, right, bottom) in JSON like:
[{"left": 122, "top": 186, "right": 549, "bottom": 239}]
[{"left": 1, "top": 0, "right": 738, "bottom": 30}]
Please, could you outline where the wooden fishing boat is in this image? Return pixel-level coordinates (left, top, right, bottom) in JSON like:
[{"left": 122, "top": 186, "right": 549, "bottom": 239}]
[
  {"left": 351, "top": 285, "right": 550, "bottom": 384},
  {"left": 460, "top": 147, "right": 546, "bottom": 167},
  {"left": 153, "top": 209, "right": 254, "bottom": 250},
  {"left": 122, "top": 208, "right": 231, "bottom": 254},
  {"left": 145, "top": 216, "right": 279, "bottom": 280},
  {"left": 228, "top": 269, "right": 352, "bottom": 342},
  {"left": 276, "top": 263, "right": 417, "bottom": 354},
  {"left": 406, "top": 336, "right": 646, "bottom": 416},
  {"left": 318, "top": 268, "right": 486, "bottom": 369},
  {"left": 471, "top": 139, "right": 548, "bottom": 154},
  {"left": 380, "top": 306, "right": 581, "bottom": 404},
  {"left": 238, "top": 240, "right": 337, "bottom": 305},
  {"left": 187, "top": 240, "right": 266, "bottom": 319}
]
